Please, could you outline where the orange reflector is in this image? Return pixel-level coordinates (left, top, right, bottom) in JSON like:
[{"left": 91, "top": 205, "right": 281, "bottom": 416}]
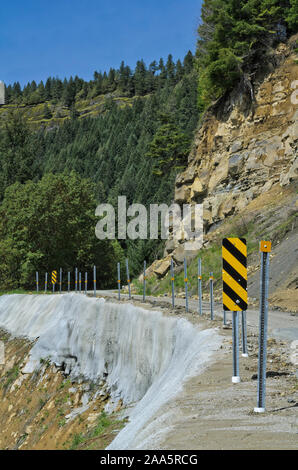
[{"left": 260, "top": 240, "right": 271, "bottom": 253}]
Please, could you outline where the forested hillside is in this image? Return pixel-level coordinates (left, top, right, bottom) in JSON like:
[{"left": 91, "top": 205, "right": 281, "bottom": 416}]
[{"left": 0, "top": 53, "right": 199, "bottom": 289}]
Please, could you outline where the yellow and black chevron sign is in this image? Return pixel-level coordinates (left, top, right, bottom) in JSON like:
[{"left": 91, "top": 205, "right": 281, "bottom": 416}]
[
  {"left": 222, "top": 238, "right": 247, "bottom": 311},
  {"left": 51, "top": 270, "right": 57, "bottom": 285}
]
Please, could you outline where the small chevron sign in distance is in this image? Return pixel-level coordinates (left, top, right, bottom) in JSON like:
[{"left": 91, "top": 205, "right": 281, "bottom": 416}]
[
  {"left": 222, "top": 238, "right": 248, "bottom": 311},
  {"left": 51, "top": 270, "right": 57, "bottom": 285}
]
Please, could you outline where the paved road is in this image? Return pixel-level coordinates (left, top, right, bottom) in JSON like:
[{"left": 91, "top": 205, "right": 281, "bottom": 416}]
[{"left": 93, "top": 290, "right": 298, "bottom": 343}]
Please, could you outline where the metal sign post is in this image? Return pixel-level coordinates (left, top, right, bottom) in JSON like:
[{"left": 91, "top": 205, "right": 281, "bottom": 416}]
[
  {"left": 171, "top": 258, "right": 175, "bottom": 308},
  {"left": 241, "top": 311, "right": 248, "bottom": 357},
  {"left": 222, "top": 238, "right": 248, "bottom": 384},
  {"left": 209, "top": 272, "right": 214, "bottom": 320},
  {"left": 198, "top": 258, "right": 202, "bottom": 315},
  {"left": 36, "top": 272, "right": 39, "bottom": 293},
  {"left": 143, "top": 260, "right": 146, "bottom": 302},
  {"left": 254, "top": 241, "right": 271, "bottom": 413},
  {"left": 45, "top": 272, "right": 48, "bottom": 294},
  {"left": 75, "top": 268, "right": 78, "bottom": 293},
  {"left": 68, "top": 272, "right": 70, "bottom": 293},
  {"left": 51, "top": 270, "right": 57, "bottom": 293},
  {"left": 184, "top": 258, "right": 189, "bottom": 313},
  {"left": 117, "top": 262, "right": 121, "bottom": 300},
  {"left": 126, "top": 259, "right": 131, "bottom": 300},
  {"left": 59, "top": 268, "right": 62, "bottom": 294},
  {"left": 232, "top": 311, "right": 240, "bottom": 383},
  {"left": 93, "top": 266, "right": 96, "bottom": 297}
]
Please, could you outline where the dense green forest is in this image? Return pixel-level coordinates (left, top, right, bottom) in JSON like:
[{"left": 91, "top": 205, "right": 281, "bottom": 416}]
[
  {"left": 4, "top": 52, "right": 195, "bottom": 107},
  {"left": 0, "top": 0, "right": 296, "bottom": 290},
  {"left": 196, "top": 0, "right": 298, "bottom": 108},
  {"left": 0, "top": 52, "right": 198, "bottom": 289}
]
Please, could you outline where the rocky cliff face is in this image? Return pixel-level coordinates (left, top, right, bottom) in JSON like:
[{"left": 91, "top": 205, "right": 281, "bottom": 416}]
[
  {"left": 144, "top": 38, "right": 297, "bottom": 303},
  {"left": 164, "top": 36, "right": 298, "bottom": 261}
]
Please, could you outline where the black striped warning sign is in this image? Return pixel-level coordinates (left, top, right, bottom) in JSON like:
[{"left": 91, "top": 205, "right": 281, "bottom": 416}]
[
  {"left": 222, "top": 238, "right": 247, "bottom": 311},
  {"left": 51, "top": 270, "right": 57, "bottom": 285}
]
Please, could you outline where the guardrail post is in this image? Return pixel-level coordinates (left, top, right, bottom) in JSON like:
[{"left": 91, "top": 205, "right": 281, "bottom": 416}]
[
  {"left": 184, "top": 258, "right": 189, "bottom": 313},
  {"left": 93, "top": 265, "right": 96, "bottom": 297},
  {"left": 210, "top": 272, "right": 214, "bottom": 320},
  {"left": 254, "top": 241, "right": 271, "bottom": 413},
  {"left": 232, "top": 311, "right": 241, "bottom": 383},
  {"left": 126, "top": 259, "right": 131, "bottom": 300},
  {"left": 117, "top": 262, "right": 121, "bottom": 300},
  {"left": 198, "top": 258, "right": 202, "bottom": 315},
  {"left": 171, "top": 258, "right": 175, "bottom": 308},
  {"left": 143, "top": 260, "right": 146, "bottom": 302},
  {"left": 59, "top": 268, "right": 62, "bottom": 294}
]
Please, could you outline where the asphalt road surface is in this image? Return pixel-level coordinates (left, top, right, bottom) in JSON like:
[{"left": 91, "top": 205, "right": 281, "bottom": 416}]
[{"left": 93, "top": 290, "right": 298, "bottom": 343}]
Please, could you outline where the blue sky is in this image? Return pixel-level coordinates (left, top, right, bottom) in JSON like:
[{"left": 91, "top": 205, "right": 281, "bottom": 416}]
[{"left": 0, "top": 0, "right": 202, "bottom": 87}]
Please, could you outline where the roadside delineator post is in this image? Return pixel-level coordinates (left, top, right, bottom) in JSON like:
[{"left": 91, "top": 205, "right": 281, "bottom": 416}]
[
  {"left": 241, "top": 311, "right": 248, "bottom": 357},
  {"left": 45, "top": 272, "right": 48, "bottom": 294},
  {"left": 143, "top": 260, "right": 146, "bottom": 302},
  {"left": 209, "top": 272, "right": 214, "bottom": 320},
  {"left": 184, "top": 258, "right": 189, "bottom": 313},
  {"left": 68, "top": 272, "right": 70, "bottom": 293},
  {"left": 223, "top": 310, "right": 227, "bottom": 326},
  {"left": 93, "top": 266, "right": 96, "bottom": 297},
  {"left": 75, "top": 268, "right": 78, "bottom": 293},
  {"left": 79, "top": 272, "right": 82, "bottom": 293},
  {"left": 117, "top": 262, "right": 121, "bottom": 301},
  {"left": 198, "top": 258, "right": 202, "bottom": 315},
  {"left": 126, "top": 259, "right": 131, "bottom": 300},
  {"left": 85, "top": 272, "right": 88, "bottom": 295},
  {"left": 222, "top": 238, "right": 248, "bottom": 384},
  {"left": 36, "top": 272, "right": 39, "bottom": 293},
  {"left": 59, "top": 268, "right": 62, "bottom": 294},
  {"left": 254, "top": 241, "right": 271, "bottom": 413},
  {"left": 171, "top": 258, "right": 175, "bottom": 308}
]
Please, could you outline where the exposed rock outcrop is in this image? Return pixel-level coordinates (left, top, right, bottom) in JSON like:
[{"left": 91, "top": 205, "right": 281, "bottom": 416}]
[{"left": 164, "top": 36, "right": 298, "bottom": 261}]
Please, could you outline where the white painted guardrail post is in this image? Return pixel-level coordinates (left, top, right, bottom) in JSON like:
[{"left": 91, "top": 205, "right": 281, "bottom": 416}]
[{"left": 254, "top": 241, "right": 271, "bottom": 413}]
